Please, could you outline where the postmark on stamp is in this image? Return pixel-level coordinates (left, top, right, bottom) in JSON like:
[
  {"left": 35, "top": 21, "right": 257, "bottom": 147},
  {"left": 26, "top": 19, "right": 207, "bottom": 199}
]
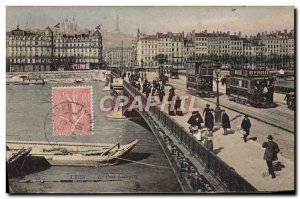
[{"left": 51, "top": 86, "right": 93, "bottom": 136}]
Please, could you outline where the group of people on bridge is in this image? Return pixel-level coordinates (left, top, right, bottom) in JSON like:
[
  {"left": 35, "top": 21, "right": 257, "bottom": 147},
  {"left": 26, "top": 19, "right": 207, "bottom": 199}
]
[{"left": 126, "top": 71, "right": 281, "bottom": 179}]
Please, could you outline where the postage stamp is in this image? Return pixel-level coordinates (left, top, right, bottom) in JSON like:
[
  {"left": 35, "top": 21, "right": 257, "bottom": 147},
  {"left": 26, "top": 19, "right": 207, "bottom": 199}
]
[{"left": 51, "top": 86, "right": 93, "bottom": 136}]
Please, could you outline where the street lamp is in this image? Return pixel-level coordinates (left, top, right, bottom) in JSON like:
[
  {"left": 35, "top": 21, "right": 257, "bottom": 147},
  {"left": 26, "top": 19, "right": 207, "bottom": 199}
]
[{"left": 215, "top": 68, "right": 222, "bottom": 125}]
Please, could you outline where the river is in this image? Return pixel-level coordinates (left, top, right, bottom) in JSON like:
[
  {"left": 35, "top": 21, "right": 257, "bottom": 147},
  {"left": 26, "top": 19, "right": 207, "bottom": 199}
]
[{"left": 6, "top": 81, "right": 181, "bottom": 193}]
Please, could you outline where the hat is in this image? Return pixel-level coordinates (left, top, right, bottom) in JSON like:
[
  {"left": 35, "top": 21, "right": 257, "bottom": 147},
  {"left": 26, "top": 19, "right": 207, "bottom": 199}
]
[
  {"left": 244, "top": 114, "right": 248, "bottom": 118},
  {"left": 192, "top": 111, "right": 198, "bottom": 114},
  {"left": 267, "top": 135, "right": 274, "bottom": 140},
  {"left": 206, "top": 104, "right": 210, "bottom": 107}
]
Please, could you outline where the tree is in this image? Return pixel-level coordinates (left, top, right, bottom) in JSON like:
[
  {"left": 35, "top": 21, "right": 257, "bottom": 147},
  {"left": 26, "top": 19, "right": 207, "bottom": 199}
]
[{"left": 154, "top": 54, "right": 168, "bottom": 65}]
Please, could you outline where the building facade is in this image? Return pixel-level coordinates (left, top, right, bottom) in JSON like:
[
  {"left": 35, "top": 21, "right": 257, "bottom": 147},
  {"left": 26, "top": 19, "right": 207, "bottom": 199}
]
[
  {"left": 6, "top": 26, "right": 103, "bottom": 72},
  {"left": 104, "top": 47, "right": 134, "bottom": 67},
  {"left": 135, "top": 29, "right": 294, "bottom": 69}
]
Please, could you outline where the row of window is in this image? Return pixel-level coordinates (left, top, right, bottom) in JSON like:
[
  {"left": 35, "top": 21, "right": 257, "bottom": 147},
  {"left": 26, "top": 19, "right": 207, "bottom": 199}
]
[{"left": 231, "top": 79, "right": 249, "bottom": 88}]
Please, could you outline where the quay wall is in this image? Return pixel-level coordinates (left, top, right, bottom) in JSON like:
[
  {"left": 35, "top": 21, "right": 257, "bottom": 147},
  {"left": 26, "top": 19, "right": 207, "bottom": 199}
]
[{"left": 6, "top": 70, "right": 107, "bottom": 83}]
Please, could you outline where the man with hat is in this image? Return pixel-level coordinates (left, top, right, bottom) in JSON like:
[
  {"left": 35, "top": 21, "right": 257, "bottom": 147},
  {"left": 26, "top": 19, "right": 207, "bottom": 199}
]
[
  {"left": 262, "top": 135, "right": 280, "bottom": 179},
  {"left": 187, "top": 111, "right": 203, "bottom": 134},
  {"left": 203, "top": 104, "right": 211, "bottom": 128},
  {"left": 221, "top": 110, "right": 231, "bottom": 135},
  {"left": 241, "top": 115, "right": 251, "bottom": 142}
]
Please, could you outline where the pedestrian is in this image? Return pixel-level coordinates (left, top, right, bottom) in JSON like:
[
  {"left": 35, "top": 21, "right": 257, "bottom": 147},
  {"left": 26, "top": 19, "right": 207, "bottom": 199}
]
[
  {"left": 205, "top": 110, "right": 214, "bottom": 131},
  {"left": 221, "top": 110, "right": 231, "bottom": 135},
  {"left": 168, "top": 86, "right": 175, "bottom": 102},
  {"left": 142, "top": 81, "right": 147, "bottom": 93},
  {"left": 262, "top": 135, "right": 280, "bottom": 179},
  {"left": 136, "top": 81, "right": 141, "bottom": 91},
  {"left": 195, "top": 111, "right": 203, "bottom": 129},
  {"left": 174, "top": 96, "right": 183, "bottom": 116},
  {"left": 151, "top": 87, "right": 156, "bottom": 96},
  {"left": 203, "top": 104, "right": 211, "bottom": 125},
  {"left": 204, "top": 133, "right": 213, "bottom": 151},
  {"left": 168, "top": 101, "right": 176, "bottom": 116},
  {"left": 187, "top": 111, "right": 201, "bottom": 134},
  {"left": 241, "top": 115, "right": 251, "bottom": 142},
  {"left": 145, "top": 82, "right": 152, "bottom": 98},
  {"left": 158, "top": 89, "right": 165, "bottom": 103},
  {"left": 284, "top": 92, "right": 291, "bottom": 106}
]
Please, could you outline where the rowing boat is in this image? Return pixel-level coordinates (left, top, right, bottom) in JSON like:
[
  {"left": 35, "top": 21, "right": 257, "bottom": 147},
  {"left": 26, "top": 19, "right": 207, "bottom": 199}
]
[
  {"left": 6, "top": 139, "right": 138, "bottom": 167},
  {"left": 7, "top": 147, "right": 32, "bottom": 177}
]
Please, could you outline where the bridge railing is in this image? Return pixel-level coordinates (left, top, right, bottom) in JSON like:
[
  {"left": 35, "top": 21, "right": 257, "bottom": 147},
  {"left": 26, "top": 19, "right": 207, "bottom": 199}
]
[{"left": 123, "top": 80, "right": 257, "bottom": 192}]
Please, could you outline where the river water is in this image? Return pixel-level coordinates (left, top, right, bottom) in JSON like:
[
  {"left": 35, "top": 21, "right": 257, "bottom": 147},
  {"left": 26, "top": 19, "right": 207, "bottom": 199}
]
[{"left": 7, "top": 81, "right": 181, "bottom": 193}]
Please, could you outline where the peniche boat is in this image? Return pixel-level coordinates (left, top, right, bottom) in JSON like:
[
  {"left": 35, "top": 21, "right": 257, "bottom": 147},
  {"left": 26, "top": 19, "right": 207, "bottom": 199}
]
[
  {"left": 74, "top": 79, "right": 85, "bottom": 83},
  {"left": 6, "top": 139, "right": 138, "bottom": 167},
  {"left": 7, "top": 147, "right": 32, "bottom": 177}
]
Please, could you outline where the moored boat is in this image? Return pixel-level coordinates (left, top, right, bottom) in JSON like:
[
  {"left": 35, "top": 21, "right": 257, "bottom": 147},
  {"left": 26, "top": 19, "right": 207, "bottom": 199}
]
[
  {"left": 6, "top": 139, "right": 138, "bottom": 167},
  {"left": 7, "top": 147, "right": 32, "bottom": 177}
]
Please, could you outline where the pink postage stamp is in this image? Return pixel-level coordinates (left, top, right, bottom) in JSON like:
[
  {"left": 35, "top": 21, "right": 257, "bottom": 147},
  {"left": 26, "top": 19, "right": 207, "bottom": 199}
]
[{"left": 52, "top": 86, "right": 93, "bottom": 136}]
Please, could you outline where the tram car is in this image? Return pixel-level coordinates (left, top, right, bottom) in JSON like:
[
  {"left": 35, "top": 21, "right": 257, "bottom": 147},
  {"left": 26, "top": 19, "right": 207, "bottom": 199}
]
[
  {"left": 227, "top": 69, "right": 276, "bottom": 108},
  {"left": 185, "top": 60, "right": 215, "bottom": 97}
]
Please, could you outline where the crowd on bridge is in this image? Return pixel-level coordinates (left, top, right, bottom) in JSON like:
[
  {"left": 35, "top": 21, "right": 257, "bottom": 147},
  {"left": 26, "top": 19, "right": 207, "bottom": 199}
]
[{"left": 125, "top": 70, "right": 281, "bottom": 180}]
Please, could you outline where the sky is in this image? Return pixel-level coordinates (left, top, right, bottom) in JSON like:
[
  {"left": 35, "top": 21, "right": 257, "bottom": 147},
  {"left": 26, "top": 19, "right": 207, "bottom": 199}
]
[{"left": 6, "top": 6, "right": 294, "bottom": 36}]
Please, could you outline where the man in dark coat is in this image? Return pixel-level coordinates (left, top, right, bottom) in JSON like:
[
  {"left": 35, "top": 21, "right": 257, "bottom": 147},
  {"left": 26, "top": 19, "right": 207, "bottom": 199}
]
[
  {"left": 203, "top": 104, "right": 211, "bottom": 127},
  {"left": 222, "top": 110, "right": 231, "bottom": 135},
  {"left": 241, "top": 115, "right": 251, "bottom": 142},
  {"left": 174, "top": 96, "right": 183, "bottom": 116},
  {"left": 205, "top": 110, "right": 214, "bottom": 131},
  {"left": 262, "top": 135, "right": 280, "bottom": 179},
  {"left": 145, "top": 82, "right": 152, "bottom": 98},
  {"left": 168, "top": 86, "right": 175, "bottom": 102},
  {"left": 187, "top": 111, "right": 203, "bottom": 134}
]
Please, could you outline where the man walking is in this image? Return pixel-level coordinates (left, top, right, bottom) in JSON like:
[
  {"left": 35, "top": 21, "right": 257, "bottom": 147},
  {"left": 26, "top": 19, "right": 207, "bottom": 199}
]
[
  {"left": 262, "top": 135, "right": 280, "bottom": 179},
  {"left": 205, "top": 110, "right": 214, "bottom": 131},
  {"left": 221, "top": 110, "right": 231, "bottom": 135},
  {"left": 241, "top": 115, "right": 251, "bottom": 142}
]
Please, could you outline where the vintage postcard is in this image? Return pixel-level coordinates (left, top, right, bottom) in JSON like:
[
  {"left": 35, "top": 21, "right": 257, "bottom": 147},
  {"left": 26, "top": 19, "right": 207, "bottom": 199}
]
[{"left": 6, "top": 6, "right": 295, "bottom": 194}]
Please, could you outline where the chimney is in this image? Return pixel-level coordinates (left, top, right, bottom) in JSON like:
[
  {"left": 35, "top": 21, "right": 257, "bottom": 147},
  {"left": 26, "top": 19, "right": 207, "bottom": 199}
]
[
  {"left": 284, "top": 29, "right": 287, "bottom": 34},
  {"left": 238, "top": 31, "right": 241, "bottom": 37},
  {"left": 227, "top": 31, "right": 230, "bottom": 35},
  {"left": 205, "top": 30, "right": 207, "bottom": 33},
  {"left": 234, "top": 32, "right": 236, "bottom": 35}
]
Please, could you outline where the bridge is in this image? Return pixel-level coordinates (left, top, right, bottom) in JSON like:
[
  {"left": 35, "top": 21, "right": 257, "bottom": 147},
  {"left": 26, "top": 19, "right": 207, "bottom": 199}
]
[{"left": 111, "top": 70, "right": 257, "bottom": 193}]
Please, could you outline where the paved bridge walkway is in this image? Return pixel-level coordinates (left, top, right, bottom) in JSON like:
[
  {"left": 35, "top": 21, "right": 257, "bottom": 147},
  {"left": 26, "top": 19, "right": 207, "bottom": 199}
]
[{"left": 122, "top": 72, "right": 294, "bottom": 192}]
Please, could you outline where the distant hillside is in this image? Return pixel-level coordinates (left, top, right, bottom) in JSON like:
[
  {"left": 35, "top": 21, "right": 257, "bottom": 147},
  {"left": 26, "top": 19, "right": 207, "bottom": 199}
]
[{"left": 102, "top": 31, "right": 135, "bottom": 49}]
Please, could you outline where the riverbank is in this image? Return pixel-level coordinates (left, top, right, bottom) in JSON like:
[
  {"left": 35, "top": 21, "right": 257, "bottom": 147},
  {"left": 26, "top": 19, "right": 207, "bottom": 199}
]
[
  {"left": 6, "top": 70, "right": 107, "bottom": 84},
  {"left": 7, "top": 81, "right": 182, "bottom": 193}
]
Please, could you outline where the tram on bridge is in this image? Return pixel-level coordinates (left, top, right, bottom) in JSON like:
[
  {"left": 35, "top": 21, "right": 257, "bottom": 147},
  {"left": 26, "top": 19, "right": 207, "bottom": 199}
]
[
  {"left": 226, "top": 69, "right": 276, "bottom": 108},
  {"left": 185, "top": 60, "right": 215, "bottom": 97}
]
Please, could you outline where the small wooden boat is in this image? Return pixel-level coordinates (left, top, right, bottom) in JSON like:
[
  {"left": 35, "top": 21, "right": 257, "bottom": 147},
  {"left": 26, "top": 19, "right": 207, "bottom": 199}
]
[
  {"left": 74, "top": 79, "right": 85, "bottom": 83},
  {"left": 6, "top": 139, "right": 138, "bottom": 167},
  {"left": 7, "top": 147, "right": 32, "bottom": 177}
]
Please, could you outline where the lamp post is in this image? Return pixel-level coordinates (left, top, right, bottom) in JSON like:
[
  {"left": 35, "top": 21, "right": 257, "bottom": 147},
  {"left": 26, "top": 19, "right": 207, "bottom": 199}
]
[
  {"left": 141, "top": 59, "right": 144, "bottom": 82},
  {"left": 215, "top": 68, "right": 222, "bottom": 125}
]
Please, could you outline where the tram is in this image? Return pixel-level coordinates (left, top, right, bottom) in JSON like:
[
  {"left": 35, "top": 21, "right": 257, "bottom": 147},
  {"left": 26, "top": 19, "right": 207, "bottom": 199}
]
[
  {"left": 227, "top": 69, "right": 276, "bottom": 108},
  {"left": 185, "top": 60, "right": 215, "bottom": 97}
]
